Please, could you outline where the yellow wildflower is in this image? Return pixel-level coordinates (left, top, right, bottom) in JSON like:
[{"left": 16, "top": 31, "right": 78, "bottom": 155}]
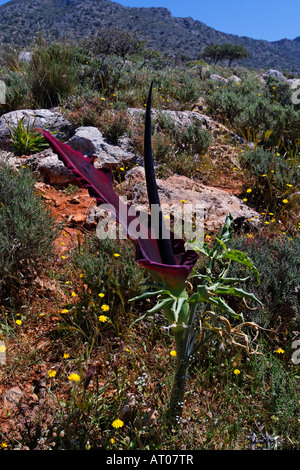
[
  {"left": 48, "top": 369, "right": 57, "bottom": 378},
  {"left": 101, "top": 304, "right": 110, "bottom": 312},
  {"left": 15, "top": 319, "right": 22, "bottom": 325},
  {"left": 275, "top": 348, "right": 285, "bottom": 354},
  {"left": 170, "top": 350, "right": 177, "bottom": 357},
  {"left": 112, "top": 419, "right": 124, "bottom": 429},
  {"left": 98, "top": 315, "right": 108, "bottom": 323},
  {"left": 68, "top": 373, "right": 80, "bottom": 382},
  {"left": 282, "top": 199, "right": 289, "bottom": 204},
  {"left": 233, "top": 369, "right": 241, "bottom": 375}
]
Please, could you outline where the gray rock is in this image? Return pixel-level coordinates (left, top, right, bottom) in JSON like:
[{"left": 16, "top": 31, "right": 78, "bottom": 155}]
[
  {"left": 0, "top": 108, "right": 74, "bottom": 144},
  {"left": 210, "top": 74, "right": 228, "bottom": 83},
  {"left": 66, "top": 126, "right": 135, "bottom": 170},
  {"left": 263, "top": 69, "right": 288, "bottom": 82},
  {"left": 121, "top": 167, "right": 261, "bottom": 232},
  {"left": 128, "top": 108, "right": 246, "bottom": 147},
  {"left": 228, "top": 75, "right": 241, "bottom": 83},
  {"left": 84, "top": 205, "right": 108, "bottom": 229},
  {"left": 128, "top": 108, "right": 212, "bottom": 132},
  {"left": 18, "top": 51, "right": 32, "bottom": 64},
  {"left": 26, "top": 148, "right": 78, "bottom": 186}
]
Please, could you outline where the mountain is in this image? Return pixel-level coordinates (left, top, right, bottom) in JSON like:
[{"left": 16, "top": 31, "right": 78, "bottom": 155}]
[{"left": 1, "top": 0, "right": 300, "bottom": 73}]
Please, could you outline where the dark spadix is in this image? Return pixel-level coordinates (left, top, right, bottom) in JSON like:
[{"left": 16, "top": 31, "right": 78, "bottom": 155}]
[
  {"left": 38, "top": 85, "right": 198, "bottom": 289},
  {"left": 144, "top": 82, "right": 175, "bottom": 266}
]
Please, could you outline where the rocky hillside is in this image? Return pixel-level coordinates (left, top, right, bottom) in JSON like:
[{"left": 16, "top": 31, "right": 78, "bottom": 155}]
[{"left": 1, "top": 0, "right": 300, "bottom": 73}]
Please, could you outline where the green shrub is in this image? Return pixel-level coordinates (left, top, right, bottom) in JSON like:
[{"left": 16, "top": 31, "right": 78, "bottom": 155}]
[
  {"left": 0, "top": 163, "right": 60, "bottom": 301},
  {"left": 97, "top": 109, "right": 132, "bottom": 144},
  {"left": 174, "top": 122, "right": 213, "bottom": 155},
  {"left": 203, "top": 77, "right": 300, "bottom": 152},
  {"left": 67, "top": 235, "right": 147, "bottom": 338},
  {"left": 228, "top": 234, "right": 300, "bottom": 327},
  {"left": 26, "top": 39, "right": 81, "bottom": 108},
  {"left": 239, "top": 147, "right": 299, "bottom": 211},
  {"left": 157, "top": 69, "right": 201, "bottom": 108},
  {"left": 0, "top": 69, "right": 31, "bottom": 114},
  {"left": 266, "top": 76, "right": 293, "bottom": 106}
]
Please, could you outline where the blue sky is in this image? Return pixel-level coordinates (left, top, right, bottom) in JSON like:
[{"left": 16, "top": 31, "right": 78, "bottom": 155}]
[{"left": 0, "top": 0, "right": 298, "bottom": 41}]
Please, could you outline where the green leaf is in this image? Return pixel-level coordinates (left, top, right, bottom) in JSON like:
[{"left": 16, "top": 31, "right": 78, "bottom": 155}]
[
  {"left": 216, "top": 276, "right": 250, "bottom": 285},
  {"left": 224, "top": 249, "right": 260, "bottom": 285},
  {"left": 129, "top": 289, "right": 166, "bottom": 302},
  {"left": 207, "top": 296, "right": 244, "bottom": 320},
  {"left": 214, "top": 286, "right": 263, "bottom": 307},
  {"left": 147, "top": 297, "right": 173, "bottom": 314},
  {"left": 170, "top": 296, "right": 187, "bottom": 322},
  {"left": 219, "top": 214, "right": 234, "bottom": 244},
  {"left": 185, "top": 239, "right": 212, "bottom": 257}
]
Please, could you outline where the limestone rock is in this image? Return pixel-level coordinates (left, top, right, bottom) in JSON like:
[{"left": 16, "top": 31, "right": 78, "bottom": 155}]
[
  {"left": 0, "top": 108, "right": 74, "bottom": 145},
  {"left": 228, "top": 75, "right": 241, "bottom": 83},
  {"left": 66, "top": 126, "right": 135, "bottom": 169},
  {"left": 121, "top": 167, "right": 261, "bottom": 232},
  {"left": 262, "top": 69, "right": 288, "bottom": 82},
  {"left": 18, "top": 51, "right": 32, "bottom": 63},
  {"left": 210, "top": 74, "right": 228, "bottom": 83},
  {"left": 127, "top": 108, "right": 246, "bottom": 147},
  {"left": 26, "top": 148, "right": 78, "bottom": 186}
]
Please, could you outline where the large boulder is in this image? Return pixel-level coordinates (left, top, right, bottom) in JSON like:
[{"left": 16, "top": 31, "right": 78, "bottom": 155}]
[
  {"left": 127, "top": 108, "right": 212, "bottom": 131},
  {"left": 66, "top": 126, "right": 135, "bottom": 169},
  {"left": 0, "top": 147, "right": 78, "bottom": 186},
  {"left": 27, "top": 148, "right": 79, "bottom": 186},
  {"left": 210, "top": 74, "right": 228, "bottom": 83},
  {"left": 119, "top": 166, "right": 261, "bottom": 232},
  {"left": 0, "top": 108, "right": 74, "bottom": 147},
  {"left": 262, "top": 69, "right": 288, "bottom": 82},
  {"left": 127, "top": 108, "right": 246, "bottom": 147}
]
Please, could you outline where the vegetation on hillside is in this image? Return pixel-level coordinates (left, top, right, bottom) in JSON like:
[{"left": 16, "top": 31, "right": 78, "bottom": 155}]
[{"left": 0, "top": 34, "right": 299, "bottom": 451}]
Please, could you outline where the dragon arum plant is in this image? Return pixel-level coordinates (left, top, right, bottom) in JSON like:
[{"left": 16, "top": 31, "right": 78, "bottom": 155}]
[{"left": 38, "top": 83, "right": 263, "bottom": 426}]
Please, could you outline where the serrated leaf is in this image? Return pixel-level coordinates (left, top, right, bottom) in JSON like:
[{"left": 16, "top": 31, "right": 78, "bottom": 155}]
[{"left": 224, "top": 249, "right": 260, "bottom": 285}]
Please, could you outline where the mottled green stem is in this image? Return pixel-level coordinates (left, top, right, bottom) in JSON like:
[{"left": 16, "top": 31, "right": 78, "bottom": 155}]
[{"left": 167, "top": 331, "right": 189, "bottom": 425}]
